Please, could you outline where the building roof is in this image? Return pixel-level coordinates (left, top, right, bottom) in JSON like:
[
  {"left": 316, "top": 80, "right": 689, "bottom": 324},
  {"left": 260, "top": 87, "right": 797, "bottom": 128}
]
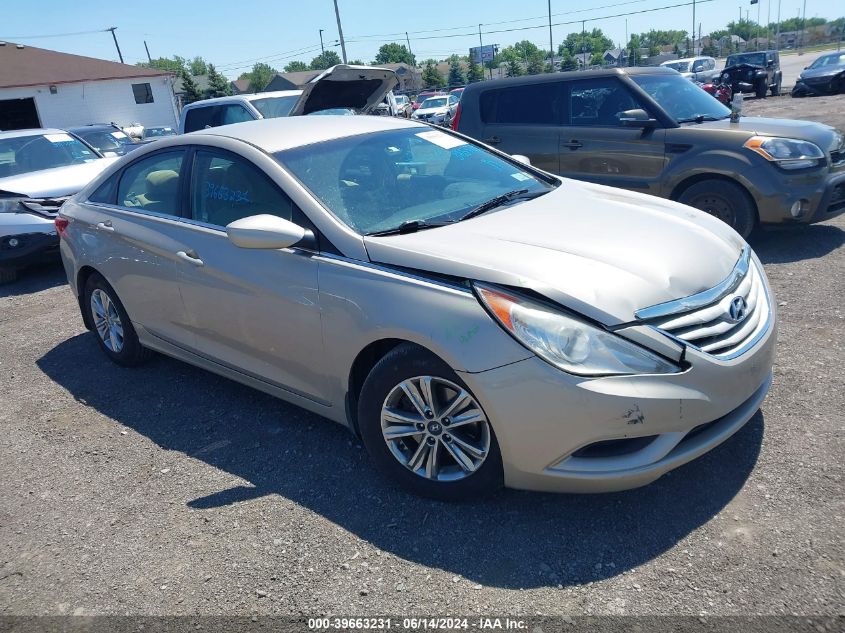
[
  {"left": 0, "top": 42, "right": 170, "bottom": 89},
  {"left": 231, "top": 78, "right": 252, "bottom": 94}
]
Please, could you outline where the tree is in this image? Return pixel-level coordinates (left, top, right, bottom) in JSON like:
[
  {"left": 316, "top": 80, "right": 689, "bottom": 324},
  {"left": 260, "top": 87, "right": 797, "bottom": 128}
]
[
  {"left": 447, "top": 56, "right": 465, "bottom": 86},
  {"left": 466, "top": 59, "right": 485, "bottom": 83},
  {"left": 284, "top": 61, "right": 310, "bottom": 72},
  {"left": 179, "top": 69, "right": 203, "bottom": 104},
  {"left": 374, "top": 43, "right": 415, "bottom": 66},
  {"left": 526, "top": 53, "right": 545, "bottom": 75},
  {"left": 139, "top": 56, "right": 186, "bottom": 73},
  {"left": 421, "top": 60, "right": 445, "bottom": 88},
  {"left": 559, "top": 28, "right": 613, "bottom": 58},
  {"left": 206, "top": 64, "right": 232, "bottom": 98},
  {"left": 559, "top": 49, "right": 577, "bottom": 71},
  {"left": 310, "top": 51, "right": 342, "bottom": 70},
  {"left": 590, "top": 52, "right": 604, "bottom": 66},
  {"left": 348, "top": 59, "right": 365, "bottom": 65},
  {"left": 239, "top": 62, "right": 277, "bottom": 93},
  {"left": 506, "top": 58, "right": 522, "bottom": 77},
  {"left": 627, "top": 34, "right": 643, "bottom": 66},
  {"left": 188, "top": 56, "right": 208, "bottom": 76}
]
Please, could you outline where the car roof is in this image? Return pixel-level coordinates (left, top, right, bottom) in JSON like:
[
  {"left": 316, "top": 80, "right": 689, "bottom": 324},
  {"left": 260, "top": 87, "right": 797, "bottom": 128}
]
[
  {"left": 182, "top": 90, "right": 303, "bottom": 109},
  {"left": 0, "top": 128, "right": 70, "bottom": 139},
  {"left": 462, "top": 66, "right": 676, "bottom": 93},
  {"left": 190, "top": 115, "right": 427, "bottom": 153},
  {"left": 66, "top": 124, "right": 118, "bottom": 133}
]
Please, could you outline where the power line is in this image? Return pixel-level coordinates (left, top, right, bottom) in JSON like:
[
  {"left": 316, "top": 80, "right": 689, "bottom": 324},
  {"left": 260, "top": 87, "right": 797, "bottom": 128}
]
[{"left": 0, "top": 28, "right": 111, "bottom": 40}]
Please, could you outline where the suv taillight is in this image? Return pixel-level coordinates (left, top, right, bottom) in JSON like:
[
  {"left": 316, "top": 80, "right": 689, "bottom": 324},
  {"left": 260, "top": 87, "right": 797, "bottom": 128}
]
[
  {"left": 451, "top": 102, "right": 461, "bottom": 131},
  {"left": 55, "top": 217, "right": 69, "bottom": 237}
]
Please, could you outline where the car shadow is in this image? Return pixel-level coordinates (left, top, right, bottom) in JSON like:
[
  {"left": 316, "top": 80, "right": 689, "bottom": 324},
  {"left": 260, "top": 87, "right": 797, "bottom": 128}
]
[
  {"left": 749, "top": 222, "right": 845, "bottom": 264},
  {"left": 37, "top": 333, "right": 763, "bottom": 589},
  {"left": 0, "top": 262, "right": 66, "bottom": 298}
]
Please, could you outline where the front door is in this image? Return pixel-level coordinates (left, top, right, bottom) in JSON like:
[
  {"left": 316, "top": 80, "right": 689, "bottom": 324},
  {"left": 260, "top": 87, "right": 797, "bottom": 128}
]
[
  {"left": 558, "top": 77, "right": 667, "bottom": 195},
  {"left": 168, "top": 147, "right": 328, "bottom": 402}
]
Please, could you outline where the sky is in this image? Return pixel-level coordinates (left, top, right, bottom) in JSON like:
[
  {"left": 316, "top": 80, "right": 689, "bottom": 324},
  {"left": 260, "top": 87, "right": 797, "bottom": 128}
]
[{"left": 2, "top": 0, "right": 841, "bottom": 78}]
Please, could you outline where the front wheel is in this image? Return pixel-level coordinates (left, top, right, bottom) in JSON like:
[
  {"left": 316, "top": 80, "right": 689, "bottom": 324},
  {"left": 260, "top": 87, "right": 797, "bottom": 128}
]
[
  {"left": 771, "top": 78, "right": 781, "bottom": 96},
  {"left": 677, "top": 179, "right": 757, "bottom": 239},
  {"left": 84, "top": 273, "right": 152, "bottom": 366},
  {"left": 357, "top": 344, "right": 503, "bottom": 500},
  {"left": 755, "top": 79, "right": 768, "bottom": 99}
]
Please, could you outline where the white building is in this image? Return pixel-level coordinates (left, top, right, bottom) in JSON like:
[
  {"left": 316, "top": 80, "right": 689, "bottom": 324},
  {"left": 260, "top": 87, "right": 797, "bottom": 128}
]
[{"left": 0, "top": 42, "right": 179, "bottom": 131}]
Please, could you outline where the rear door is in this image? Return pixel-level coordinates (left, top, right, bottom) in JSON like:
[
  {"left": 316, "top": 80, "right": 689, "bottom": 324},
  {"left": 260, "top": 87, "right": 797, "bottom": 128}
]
[
  {"left": 557, "top": 76, "right": 667, "bottom": 195},
  {"left": 474, "top": 81, "right": 564, "bottom": 174}
]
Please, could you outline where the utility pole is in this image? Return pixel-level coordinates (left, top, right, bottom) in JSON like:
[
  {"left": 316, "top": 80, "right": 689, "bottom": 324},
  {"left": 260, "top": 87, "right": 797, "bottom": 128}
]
[
  {"left": 143, "top": 40, "right": 152, "bottom": 63},
  {"left": 776, "top": 0, "right": 781, "bottom": 50},
  {"left": 479, "top": 24, "right": 491, "bottom": 79},
  {"left": 405, "top": 32, "right": 414, "bottom": 66},
  {"left": 692, "top": 0, "right": 696, "bottom": 55},
  {"left": 319, "top": 29, "right": 325, "bottom": 55},
  {"left": 581, "top": 19, "right": 586, "bottom": 69},
  {"left": 106, "top": 27, "right": 123, "bottom": 64},
  {"left": 547, "top": 0, "right": 554, "bottom": 72},
  {"left": 332, "top": 0, "right": 347, "bottom": 64},
  {"left": 757, "top": 0, "right": 761, "bottom": 50},
  {"left": 800, "top": 0, "right": 806, "bottom": 52},
  {"left": 766, "top": 0, "right": 772, "bottom": 48}
]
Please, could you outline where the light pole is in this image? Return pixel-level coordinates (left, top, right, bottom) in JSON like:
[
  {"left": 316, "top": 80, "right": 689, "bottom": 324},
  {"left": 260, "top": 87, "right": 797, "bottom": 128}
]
[
  {"left": 775, "top": 0, "right": 781, "bottom": 50},
  {"left": 319, "top": 29, "right": 325, "bottom": 55},
  {"left": 548, "top": 0, "right": 554, "bottom": 72},
  {"left": 332, "top": 0, "right": 347, "bottom": 64}
]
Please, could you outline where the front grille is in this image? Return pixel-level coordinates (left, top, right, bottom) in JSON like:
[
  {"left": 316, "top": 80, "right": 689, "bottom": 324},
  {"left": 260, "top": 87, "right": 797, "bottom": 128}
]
[
  {"left": 19, "top": 197, "right": 69, "bottom": 217},
  {"left": 571, "top": 435, "right": 659, "bottom": 459},
  {"left": 830, "top": 149, "right": 845, "bottom": 167},
  {"left": 636, "top": 247, "right": 771, "bottom": 360}
]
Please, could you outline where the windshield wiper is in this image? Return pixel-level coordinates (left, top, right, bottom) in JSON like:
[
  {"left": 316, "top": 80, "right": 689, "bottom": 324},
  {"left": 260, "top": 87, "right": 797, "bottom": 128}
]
[
  {"left": 677, "top": 114, "right": 730, "bottom": 124},
  {"left": 366, "top": 219, "right": 453, "bottom": 237},
  {"left": 459, "top": 189, "right": 547, "bottom": 222}
]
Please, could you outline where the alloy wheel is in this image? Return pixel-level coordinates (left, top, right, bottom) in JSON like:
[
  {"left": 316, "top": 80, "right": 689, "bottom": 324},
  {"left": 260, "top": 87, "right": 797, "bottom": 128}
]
[
  {"left": 688, "top": 193, "right": 735, "bottom": 226},
  {"left": 90, "top": 288, "right": 125, "bottom": 353},
  {"left": 380, "top": 376, "right": 490, "bottom": 482}
]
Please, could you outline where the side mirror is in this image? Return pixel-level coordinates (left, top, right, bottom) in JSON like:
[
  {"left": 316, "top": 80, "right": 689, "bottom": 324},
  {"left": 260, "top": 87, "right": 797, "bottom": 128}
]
[
  {"left": 226, "top": 214, "right": 307, "bottom": 249},
  {"left": 511, "top": 154, "right": 532, "bottom": 166},
  {"left": 618, "top": 109, "right": 658, "bottom": 127}
]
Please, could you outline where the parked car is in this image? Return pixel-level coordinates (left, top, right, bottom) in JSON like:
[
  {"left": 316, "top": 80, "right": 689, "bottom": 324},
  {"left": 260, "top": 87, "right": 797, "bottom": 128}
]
[
  {"left": 450, "top": 87, "right": 466, "bottom": 100},
  {"left": 453, "top": 67, "right": 845, "bottom": 237},
  {"left": 412, "top": 94, "right": 459, "bottom": 126},
  {"left": 792, "top": 52, "right": 845, "bottom": 97},
  {"left": 720, "top": 51, "right": 782, "bottom": 98},
  {"left": 141, "top": 126, "right": 177, "bottom": 140},
  {"left": 0, "top": 129, "right": 116, "bottom": 283},
  {"left": 393, "top": 94, "right": 413, "bottom": 117},
  {"left": 57, "top": 114, "right": 777, "bottom": 499},
  {"left": 412, "top": 91, "right": 440, "bottom": 111},
  {"left": 660, "top": 56, "right": 719, "bottom": 83},
  {"left": 179, "top": 65, "right": 396, "bottom": 133},
  {"left": 68, "top": 124, "right": 141, "bottom": 157}
]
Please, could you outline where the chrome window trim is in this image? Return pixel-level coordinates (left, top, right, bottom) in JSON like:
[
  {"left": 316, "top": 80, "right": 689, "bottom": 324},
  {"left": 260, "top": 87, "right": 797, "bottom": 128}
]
[{"left": 635, "top": 246, "right": 750, "bottom": 321}]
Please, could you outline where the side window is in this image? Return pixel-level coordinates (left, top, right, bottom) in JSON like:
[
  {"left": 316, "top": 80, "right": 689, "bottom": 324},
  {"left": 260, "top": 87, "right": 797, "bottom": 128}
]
[
  {"left": 88, "top": 173, "right": 119, "bottom": 204},
  {"left": 191, "top": 150, "right": 294, "bottom": 227},
  {"left": 219, "top": 104, "right": 254, "bottom": 125},
  {"left": 479, "top": 82, "right": 562, "bottom": 125},
  {"left": 707, "top": 59, "right": 715, "bottom": 70},
  {"left": 568, "top": 78, "right": 648, "bottom": 127},
  {"left": 184, "top": 106, "right": 218, "bottom": 133},
  {"left": 117, "top": 151, "right": 184, "bottom": 215}
]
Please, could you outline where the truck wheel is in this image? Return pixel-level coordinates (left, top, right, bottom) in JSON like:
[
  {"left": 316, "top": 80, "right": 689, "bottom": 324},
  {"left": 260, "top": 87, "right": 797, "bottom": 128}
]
[
  {"left": 755, "top": 79, "right": 768, "bottom": 99},
  {"left": 0, "top": 267, "right": 18, "bottom": 284},
  {"left": 771, "top": 78, "right": 781, "bottom": 96},
  {"left": 678, "top": 180, "right": 757, "bottom": 239}
]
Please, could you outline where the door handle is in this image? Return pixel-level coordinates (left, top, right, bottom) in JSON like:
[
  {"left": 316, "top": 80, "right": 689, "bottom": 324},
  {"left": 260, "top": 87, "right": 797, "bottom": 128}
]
[
  {"left": 96, "top": 221, "right": 115, "bottom": 232},
  {"left": 484, "top": 136, "right": 501, "bottom": 145},
  {"left": 563, "top": 140, "right": 583, "bottom": 150},
  {"left": 176, "top": 250, "right": 204, "bottom": 266}
]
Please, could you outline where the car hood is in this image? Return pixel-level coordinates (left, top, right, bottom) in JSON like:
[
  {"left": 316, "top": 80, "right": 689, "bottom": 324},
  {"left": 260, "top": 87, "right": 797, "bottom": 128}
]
[
  {"left": 288, "top": 64, "right": 398, "bottom": 116},
  {"left": 415, "top": 106, "right": 449, "bottom": 115},
  {"left": 799, "top": 65, "right": 845, "bottom": 80},
  {"left": 692, "top": 116, "right": 842, "bottom": 153},
  {"left": 363, "top": 180, "right": 745, "bottom": 325},
  {"left": 723, "top": 62, "right": 765, "bottom": 73},
  {"left": 0, "top": 158, "right": 118, "bottom": 198}
]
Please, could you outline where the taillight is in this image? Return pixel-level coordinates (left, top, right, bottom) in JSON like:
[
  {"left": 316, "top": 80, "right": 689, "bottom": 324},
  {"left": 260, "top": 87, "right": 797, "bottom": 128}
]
[
  {"left": 55, "top": 217, "right": 69, "bottom": 237},
  {"left": 451, "top": 102, "right": 461, "bottom": 131}
]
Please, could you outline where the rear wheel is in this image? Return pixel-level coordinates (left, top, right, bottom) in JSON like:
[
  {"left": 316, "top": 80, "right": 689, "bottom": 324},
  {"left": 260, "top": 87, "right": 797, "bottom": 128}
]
[
  {"left": 0, "top": 267, "right": 18, "bottom": 285},
  {"left": 678, "top": 179, "right": 757, "bottom": 239},
  {"left": 83, "top": 273, "right": 152, "bottom": 366},
  {"left": 357, "top": 343, "right": 503, "bottom": 500}
]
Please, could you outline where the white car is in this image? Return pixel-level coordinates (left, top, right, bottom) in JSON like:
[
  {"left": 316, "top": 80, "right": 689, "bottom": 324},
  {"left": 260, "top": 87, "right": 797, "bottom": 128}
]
[
  {"left": 0, "top": 129, "right": 116, "bottom": 283},
  {"left": 660, "top": 56, "right": 719, "bottom": 83},
  {"left": 411, "top": 95, "right": 459, "bottom": 126}
]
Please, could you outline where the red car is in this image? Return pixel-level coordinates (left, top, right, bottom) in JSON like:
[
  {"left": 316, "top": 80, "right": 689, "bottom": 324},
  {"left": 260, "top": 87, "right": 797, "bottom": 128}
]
[{"left": 412, "top": 91, "right": 441, "bottom": 110}]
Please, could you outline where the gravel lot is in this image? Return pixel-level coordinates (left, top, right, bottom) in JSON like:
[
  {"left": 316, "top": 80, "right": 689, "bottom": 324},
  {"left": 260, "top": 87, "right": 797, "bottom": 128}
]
[{"left": 1, "top": 96, "right": 844, "bottom": 618}]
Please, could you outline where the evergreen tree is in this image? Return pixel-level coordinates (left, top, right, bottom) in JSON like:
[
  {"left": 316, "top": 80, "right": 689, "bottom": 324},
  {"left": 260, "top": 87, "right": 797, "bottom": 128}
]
[
  {"left": 447, "top": 57, "right": 465, "bottom": 86},
  {"left": 421, "top": 60, "right": 445, "bottom": 88},
  {"left": 506, "top": 59, "right": 522, "bottom": 77},
  {"left": 526, "top": 53, "right": 545, "bottom": 75},
  {"left": 179, "top": 69, "right": 203, "bottom": 104},
  {"left": 206, "top": 64, "right": 232, "bottom": 98},
  {"left": 467, "top": 59, "right": 485, "bottom": 83},
  {"left": 559, "top": 49, "right": 578, "bottom": 71}
]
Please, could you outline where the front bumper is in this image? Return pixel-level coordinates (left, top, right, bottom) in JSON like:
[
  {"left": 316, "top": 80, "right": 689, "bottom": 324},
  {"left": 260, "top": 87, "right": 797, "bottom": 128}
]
[
  {"left": 458, "top": 312, "right": 776, "bottom": 493},
  {"left": 745, "top": 163, "right": 845, "bottom": 225},
  {"left": 791, "top": 79, "right": 838, "bottom": 97},
  {"left": 0, "top": 231, "right": 60, "bottom": 269}
]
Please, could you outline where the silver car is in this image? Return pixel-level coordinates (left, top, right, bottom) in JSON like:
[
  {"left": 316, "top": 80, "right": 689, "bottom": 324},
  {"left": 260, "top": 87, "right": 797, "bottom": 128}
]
[{"left": 57, "top": 115, "right": 776, "bottom": 500}]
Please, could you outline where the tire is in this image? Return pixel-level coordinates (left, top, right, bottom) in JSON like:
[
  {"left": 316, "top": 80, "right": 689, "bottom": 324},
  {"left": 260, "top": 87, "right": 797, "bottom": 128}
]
[
  {"left": 83, "top": 273, "right": 152, "bottom": 366},
  {"left": 357, "top": 343, "right": 503, "bottom": 501},
  {"left": 755, "top": 79, "right": 767, "bottom": 99},
  {"left": 677, "top": 179, "right": 757, "bottom": 239},
  {"left": 771, "top": 78, "right": 781, "bottom": 96},
  {"left": 0, "top": 267, "right": 18, "bottom": 285}
]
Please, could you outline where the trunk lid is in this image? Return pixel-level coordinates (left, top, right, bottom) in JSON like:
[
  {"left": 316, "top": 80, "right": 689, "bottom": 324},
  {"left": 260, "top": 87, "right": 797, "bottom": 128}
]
[{"left": 288, "top": 65, "right": 398, "bottom": 116}]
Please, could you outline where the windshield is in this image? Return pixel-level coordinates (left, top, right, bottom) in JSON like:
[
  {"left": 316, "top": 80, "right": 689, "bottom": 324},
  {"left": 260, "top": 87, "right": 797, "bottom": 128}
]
[
  {"left": 77, "top": 129, "right": 132, "bottom": 152},
  {"left": 415, "top": 94, "right": 434, "bottom": 104},
  {"left": 251, "top": 95, "right": 299, "bottom": 119},
  {"left": 809, "top": 53, "right": 845, "bottom": 69},
  {"left": 0, "top": 133, "right": 99, "bottom": 178},
  {"left": 145, "top": 127, "right": 175, "bottom": 137},
  {"left": 421, "top": 97, "right": 448, "bottom": 109},
  {"left": 727, "top": 52, "right": 766, "bottom": 67},
  {"left": 663, "top": 61, "right": 690, "bottom": 72},
  {"left": 275, "top": 128, "right": 554, "bottom": 235},
  {"left": 633, "top": 74, "right": 730, "bottom": 123}
]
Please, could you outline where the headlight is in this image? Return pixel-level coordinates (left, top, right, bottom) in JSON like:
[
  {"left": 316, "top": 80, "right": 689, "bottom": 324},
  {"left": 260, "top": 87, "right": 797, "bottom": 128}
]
[
  {"left": 475, "top": 284, "right": 679, "bottom": 376},
  {"left": 721, "top": 73, "right": 730, "bottom": 82},
  {"left": 744, "top": 136, "right": 825, "bottom": 169},
  {"left": 0, "top": 198, "right": 24, "bottom": 213}
]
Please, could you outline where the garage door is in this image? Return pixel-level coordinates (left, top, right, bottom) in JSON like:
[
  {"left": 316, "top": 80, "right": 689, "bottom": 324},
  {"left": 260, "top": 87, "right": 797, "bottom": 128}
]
[{"left": 0, "top": 98, "right": 41, "bottom": 131}]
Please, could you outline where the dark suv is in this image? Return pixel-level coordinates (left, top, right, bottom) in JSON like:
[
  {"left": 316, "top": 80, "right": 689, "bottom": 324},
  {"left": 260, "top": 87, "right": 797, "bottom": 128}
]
[
  {"left": 453, "top": 67, "right": 844, "bottom": 237},
  {"left": 721, "top": 51, "right": 782, "bottom": 98}
]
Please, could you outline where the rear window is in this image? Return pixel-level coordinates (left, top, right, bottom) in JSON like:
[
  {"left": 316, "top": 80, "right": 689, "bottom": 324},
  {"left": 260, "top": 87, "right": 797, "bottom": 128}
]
[
  {"left": 251, "top": 95, "right": 299, "bottom": 118},
  {"left": 184, "top": 106, "right": 218, "bottom": 133},
  {"left": 479, "top": 82, "right": 562, "bottom": 125}
]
